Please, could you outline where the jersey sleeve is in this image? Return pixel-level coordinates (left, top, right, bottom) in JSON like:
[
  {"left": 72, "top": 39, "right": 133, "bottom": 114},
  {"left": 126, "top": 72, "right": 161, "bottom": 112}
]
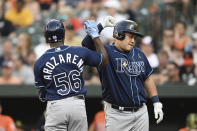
[
  {"left": 82, "top": 23, "right": 104, "bottom": 50},
  {"left": 82, "top": 47, "right": 104, "bottom": 67},
  {"left": 33, "top": 59, "right": 45, "bottom": 89}
]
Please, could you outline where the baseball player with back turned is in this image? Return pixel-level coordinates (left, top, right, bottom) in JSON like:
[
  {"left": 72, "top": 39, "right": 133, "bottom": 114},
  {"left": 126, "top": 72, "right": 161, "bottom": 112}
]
[
  {"left": 82, "top": 16, "right": 164, "bottom": 131},
  {"left": 33, "top": 19, "right": 108, "bottom": 131}
]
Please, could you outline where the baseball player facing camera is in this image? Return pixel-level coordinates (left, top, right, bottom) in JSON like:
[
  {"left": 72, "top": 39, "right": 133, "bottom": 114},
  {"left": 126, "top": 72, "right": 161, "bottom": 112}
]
[
  {"left": 82, "top": 16, "right": 164, "bottom": 131},
  {"left": 34, "top": 19, "right": 108, "bottom": 131}
]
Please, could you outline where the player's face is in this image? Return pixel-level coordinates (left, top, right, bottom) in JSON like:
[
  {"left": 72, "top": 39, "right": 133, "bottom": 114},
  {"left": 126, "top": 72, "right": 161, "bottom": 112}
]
[{"left": 116, "top": 33, "right": 136, "bottom": 52}]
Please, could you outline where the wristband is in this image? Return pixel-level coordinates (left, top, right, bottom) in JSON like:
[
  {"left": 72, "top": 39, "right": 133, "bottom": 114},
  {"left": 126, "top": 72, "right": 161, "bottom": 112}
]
[{"left": 151, "top": 95, "right": 160, "bottom": 103}]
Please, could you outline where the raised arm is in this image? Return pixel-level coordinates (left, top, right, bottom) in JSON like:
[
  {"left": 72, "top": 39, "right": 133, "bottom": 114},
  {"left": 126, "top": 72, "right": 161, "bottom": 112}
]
[
  {"left": 84, "top": 20, "right": 108, "bottom": 66},
  {"left": 82, "top": 16, "right": 116, "bottom": 50},
  {"left": 82, "top": 24, "right": 103, "bottom": 50}
]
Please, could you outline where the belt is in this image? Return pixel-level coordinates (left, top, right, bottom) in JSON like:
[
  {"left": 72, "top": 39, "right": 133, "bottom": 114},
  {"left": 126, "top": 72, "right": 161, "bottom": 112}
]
[
  {"left": 73, "top": 95, "right": 85, "bottom": 100},
  {"left": 111, "top": 104, "right": 143, "bottom": 112}
]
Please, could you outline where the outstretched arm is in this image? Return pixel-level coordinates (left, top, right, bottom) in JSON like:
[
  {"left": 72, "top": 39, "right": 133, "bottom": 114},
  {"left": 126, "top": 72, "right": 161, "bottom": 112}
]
[
  {"left": 82, "top": 16, "right": 116, "bottom": 50},
  {"left": 84, "top": 20, "right": 108, "bottom": 66}
]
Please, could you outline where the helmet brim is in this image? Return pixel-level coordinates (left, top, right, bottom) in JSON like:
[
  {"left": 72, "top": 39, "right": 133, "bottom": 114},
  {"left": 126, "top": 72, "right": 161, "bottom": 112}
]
[{"left": 124, "top": 30, "right": 143, "bottom": 37}]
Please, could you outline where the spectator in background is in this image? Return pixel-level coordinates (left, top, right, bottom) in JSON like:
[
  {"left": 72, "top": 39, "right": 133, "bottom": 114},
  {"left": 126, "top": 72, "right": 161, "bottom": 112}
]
[
  {"left": 0, "top": 0, "right": 15, "bottom": 37},
  {"left": 159, "top": 0, "right": 181, "bottom": 32},
  {"left": 173, "top": 21, "right": 191, "bottom": 51},
  {"left": 16, "top": 32, "right": 32, "bottom": 63},
  {"left": 0, "top": 101, "right": 16, "bottom": 131},
  {"left": 64, "top": 24, "right": 82, "bottom": 46},
  {"left": 59, "top": 6, "right": 83, "bottom": 32},
  {"left": 178, "top": 0, "right": 195, "bottom": 25},
  {"left": 89, "top": 0, "right": 102, "bottom": 19},
  {"left": 75, "top": 0, "right": 92, "bottom": 22},
  {"left": 38, "top": 0, "right": 52, "bottom": 11},
  {"left": 178, "top": 113, "right": 197, "bottom": 131},
  {"left": 97, "top": 0, "right": 128, "bottom": 44},
  {"left": 24, "top": 0, "right": 41, "bottom": 21},
  {"left": 140, "top": 36, "right": 159, "bottom": 69},
  {"left": 155, "top": 50, "right": 169, "bottom": 74},
  {"left": 185, "top": 32, "right": 197, "bottom": 65},
  {"left": 180, "top": 52, "right": 197, "bottom": 86},
  {"left": 34, "top": 42, "right": 50, "bottom": 59},
  {"left": 15, "top": 120, "right": 24, "bottom": 131},
  {"left": 57, "top": 13, "right": 68, "bottom": 28},
  {"left": 0, "top": 40, "right": 13, "bottom": 67},
  {"left": 66, "top": 0, "right": 81, "bottom": 8},
  {"left": 165, "top": 62, "right": 181, "bottom": 84},
  {"left": 152, "top": 50, "right": 169, "bottom": 85},
  {"left": 89, "top": 110, "right": 105, "bottom": 131},
  {"left": 161, "top": 28, "right": 174, "bottom": 58},
  {"left": 85, "top": 67, "right": 100, "bottom": 86},
  {"left": 120, "top": 0, "right": 135, "bottom": 21},
  {"left": 89, "top": 101, "right": 105, "bottom": 131},
  {"left": 26, "top": 50, "right": 36, "bottom": 69},
  {"left": 0, "top": 61, "right": 22, "bottom": 85},
  {"left": 5, "top": 0, "right": 34, "bottom": 28},
  {"left": 12, "top": 55, "right": 34, "bottom": 85},
  {"left": 171, "top": 48, "right": 184, "bottom": 66}
]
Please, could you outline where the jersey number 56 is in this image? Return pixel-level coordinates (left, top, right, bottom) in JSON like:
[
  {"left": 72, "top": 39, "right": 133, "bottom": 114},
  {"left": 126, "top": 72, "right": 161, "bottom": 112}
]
[{"left": 53, "top": 70, "right": 81, "bottom": 96}]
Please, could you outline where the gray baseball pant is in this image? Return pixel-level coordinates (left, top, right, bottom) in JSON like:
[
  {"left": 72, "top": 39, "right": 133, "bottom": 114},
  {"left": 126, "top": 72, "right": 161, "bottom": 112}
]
[
  {"left": 45, "top": 96, "right": 88, "bottom": 131},
  {"left": 104, "top": 101, "right": 149, "bottom": 131}
]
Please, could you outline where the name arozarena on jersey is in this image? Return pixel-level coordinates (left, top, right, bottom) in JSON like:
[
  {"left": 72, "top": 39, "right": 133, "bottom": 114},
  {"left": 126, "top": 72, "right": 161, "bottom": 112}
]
[{"left": 43, "top": 53, "right": 84, "bottom": 80}]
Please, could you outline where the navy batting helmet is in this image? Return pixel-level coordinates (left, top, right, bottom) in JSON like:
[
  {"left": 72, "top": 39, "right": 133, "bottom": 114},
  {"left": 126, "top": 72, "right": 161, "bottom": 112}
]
[
  {"left": 113, "top": 20, "right": 143, "bottom": 40},
  {"left": 44, "top": 19, "right": 65, "bottom": 43}
]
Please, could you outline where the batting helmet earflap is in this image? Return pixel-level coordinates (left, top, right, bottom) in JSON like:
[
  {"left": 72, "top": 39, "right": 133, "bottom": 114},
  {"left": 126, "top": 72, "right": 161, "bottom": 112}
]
[
  {"left": 113, "top": 20, "right": 143, "bottom": 40},
  {"left": 44, "top": 19, "right": 65, "bottom": 43}
]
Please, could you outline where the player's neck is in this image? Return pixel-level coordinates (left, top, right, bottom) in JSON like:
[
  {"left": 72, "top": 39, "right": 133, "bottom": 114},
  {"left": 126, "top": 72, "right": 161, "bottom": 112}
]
[{"left": 49, "top": 42, "right": 64, "bottom": 48}]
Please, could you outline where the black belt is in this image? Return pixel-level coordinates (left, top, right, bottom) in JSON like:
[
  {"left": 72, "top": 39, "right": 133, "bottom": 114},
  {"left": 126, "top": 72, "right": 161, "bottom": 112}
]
[
  {"left": 73, "top": 95, "right": 85, "bottom": 100},
  {"left": 111, "top": 104, "right": 143, "bottom": 112}
]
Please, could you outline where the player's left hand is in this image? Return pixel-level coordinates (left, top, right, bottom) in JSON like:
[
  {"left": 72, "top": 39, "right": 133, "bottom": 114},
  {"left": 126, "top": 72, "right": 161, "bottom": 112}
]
[
  {"left": 84, "top": 20, "right": 99, "bottom": 39},
  {"left": 38, "top": 88, "right": 47, "bottom": 102},
  {"left": 101, "top": 16, "right": 116, "bottom": 28},
  {"left": 153, "top": 102, "right": 163, "bottom": 124}
]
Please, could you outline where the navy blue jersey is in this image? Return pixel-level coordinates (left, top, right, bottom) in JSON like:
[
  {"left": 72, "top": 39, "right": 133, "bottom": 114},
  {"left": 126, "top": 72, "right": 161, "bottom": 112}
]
[
  {"left": 82, "top": 35, "right": 153, "bottom": 106},
  {"left": 34, "top": 45, "right": 103, "bottom": 101}
]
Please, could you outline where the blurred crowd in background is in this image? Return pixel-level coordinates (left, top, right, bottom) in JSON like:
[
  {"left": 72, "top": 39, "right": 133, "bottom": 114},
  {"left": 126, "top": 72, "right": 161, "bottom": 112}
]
[
  {"left": 0, "top": 0, "right": 197, "bottom": 86},
  {"left": 0, "top": 0, "right": 197, "bottom": 130}
]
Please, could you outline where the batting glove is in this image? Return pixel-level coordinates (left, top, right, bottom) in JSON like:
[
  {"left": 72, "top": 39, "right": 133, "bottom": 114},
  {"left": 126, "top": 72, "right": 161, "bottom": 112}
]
[
  {"left": 100, "top": 16, "right": 116, "bottom": 28},
  {"left": 153, "top": 102, "right": 164, "bottom": 124},
  {"left": 84, "top": 20, "right": 99, "bottom": 39},
  {"left": 38, "top": 88, "right": 47, "bottom": 102}
]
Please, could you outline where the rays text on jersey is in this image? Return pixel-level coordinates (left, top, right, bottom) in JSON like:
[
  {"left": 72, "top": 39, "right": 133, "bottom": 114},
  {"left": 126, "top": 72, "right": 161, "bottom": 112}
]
[{"left": 116, "top": 58, "right": 145, "bottom": 76}]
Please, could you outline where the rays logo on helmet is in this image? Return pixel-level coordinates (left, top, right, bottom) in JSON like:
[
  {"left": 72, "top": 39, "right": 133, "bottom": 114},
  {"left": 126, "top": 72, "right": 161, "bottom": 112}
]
[
  {"left": 44, "top": 19, "right": 65, "bottom": 43},
  {"left": 52, "top": 35, "right": 57, "bottom": 42}
]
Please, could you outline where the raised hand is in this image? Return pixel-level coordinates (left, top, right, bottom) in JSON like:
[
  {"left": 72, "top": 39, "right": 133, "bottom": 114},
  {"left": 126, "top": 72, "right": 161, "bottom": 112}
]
[
  {"left": 84, "top": 20, "right": 99, "bottom": 39},
  {"left": 101, "top": 16, "right": 116, "bottom": 28}
]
